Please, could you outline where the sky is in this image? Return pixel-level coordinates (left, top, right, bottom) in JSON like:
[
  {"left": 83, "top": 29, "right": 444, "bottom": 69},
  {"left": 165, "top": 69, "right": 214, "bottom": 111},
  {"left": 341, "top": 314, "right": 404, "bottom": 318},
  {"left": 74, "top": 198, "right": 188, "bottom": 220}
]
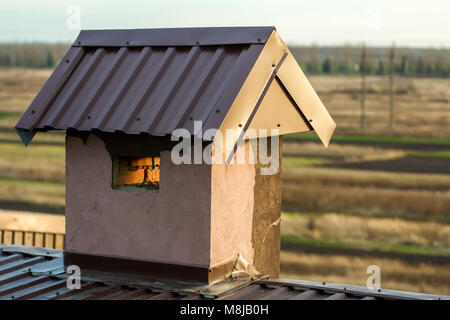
[{"left": 1, "top": 0, "right": 449, "bottom": 47}]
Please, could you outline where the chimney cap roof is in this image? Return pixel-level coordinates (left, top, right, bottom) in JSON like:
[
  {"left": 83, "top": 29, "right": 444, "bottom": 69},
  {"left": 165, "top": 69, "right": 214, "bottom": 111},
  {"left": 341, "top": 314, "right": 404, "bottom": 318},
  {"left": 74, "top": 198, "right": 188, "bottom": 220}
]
[{"left": 16, "top": 27, "right": 335, "bottom": 149}]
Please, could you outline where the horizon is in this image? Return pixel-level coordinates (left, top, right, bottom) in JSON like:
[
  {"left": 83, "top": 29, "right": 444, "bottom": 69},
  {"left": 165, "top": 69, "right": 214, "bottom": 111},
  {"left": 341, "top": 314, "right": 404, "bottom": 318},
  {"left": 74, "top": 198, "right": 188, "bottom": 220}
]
[{"left": 2, "top": 0, "right": 449, "bottom": 48}]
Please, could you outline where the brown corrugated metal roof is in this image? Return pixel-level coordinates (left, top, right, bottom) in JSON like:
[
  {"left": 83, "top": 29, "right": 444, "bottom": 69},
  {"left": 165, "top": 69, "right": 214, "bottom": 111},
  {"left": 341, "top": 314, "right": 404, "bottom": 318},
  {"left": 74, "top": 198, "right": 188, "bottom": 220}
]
[
  {"left": 1, "top": 245, "right": 448, "bottom": 300},
  {"left": 15, "top": 27, "right": 271, "bottom": 145},
  {"left": 15, "top": 27, "right": 336, "bottom": 149},
  {"left": 16, "top": 45, "right": 263, "bottom": 142}
]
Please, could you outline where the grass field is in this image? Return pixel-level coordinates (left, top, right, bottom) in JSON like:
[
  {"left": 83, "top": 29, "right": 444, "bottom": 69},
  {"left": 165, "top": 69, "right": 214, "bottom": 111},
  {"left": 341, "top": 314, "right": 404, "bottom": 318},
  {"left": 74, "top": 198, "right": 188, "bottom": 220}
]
[{"left": 0, "top": 68, "right": 449, "bottom": 295}]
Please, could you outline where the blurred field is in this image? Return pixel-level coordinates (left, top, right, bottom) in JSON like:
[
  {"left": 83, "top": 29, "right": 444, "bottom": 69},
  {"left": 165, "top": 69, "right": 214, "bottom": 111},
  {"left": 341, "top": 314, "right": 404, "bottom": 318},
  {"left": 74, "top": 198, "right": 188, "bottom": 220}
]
[
  {"left": 283, "top": 140, "right": 450, "bottom": 223},
  {"left": 282, "top": 213, "right": 450, "bottom": 254},
  {"left": 280, "top": 250, "right": 450, "bottom": 295},
  {"left": 310, "top": 75, "right": 450, "bottom": 138},
  {"left": 0, "top": 68, "right": 449, "bottom": 295}
]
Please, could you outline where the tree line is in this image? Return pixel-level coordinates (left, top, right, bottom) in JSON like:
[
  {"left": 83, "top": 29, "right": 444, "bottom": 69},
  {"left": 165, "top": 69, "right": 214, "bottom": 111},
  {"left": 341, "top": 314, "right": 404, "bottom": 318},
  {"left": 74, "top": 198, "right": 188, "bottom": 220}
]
[
  {"left": 290, "top": 45, "right": 450, "bottom": 78},
  {"left": 0, "top": 43, "right": 68, "bottom": 69},
  {"left": 0, "top": 42, "right": 448, "bottom": 78}
]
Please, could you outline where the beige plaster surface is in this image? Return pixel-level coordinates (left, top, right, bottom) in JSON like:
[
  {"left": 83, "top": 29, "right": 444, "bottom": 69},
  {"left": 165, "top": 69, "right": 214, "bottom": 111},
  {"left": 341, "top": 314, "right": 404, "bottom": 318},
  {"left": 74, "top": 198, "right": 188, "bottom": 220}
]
[
  {"left": 66, "top": 134, "right": 282, "bottom": 279},
  {"left": 65, "top": 134, "right": 211, "bottom": 267}
]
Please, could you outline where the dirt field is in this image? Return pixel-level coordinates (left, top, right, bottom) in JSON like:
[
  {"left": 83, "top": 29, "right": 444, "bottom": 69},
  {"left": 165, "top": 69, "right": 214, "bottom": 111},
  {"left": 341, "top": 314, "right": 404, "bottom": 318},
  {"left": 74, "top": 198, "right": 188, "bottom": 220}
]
[
  {"left": 283, "top": 139, "right": 450, "bottom": 222},
  {"left": 0, "top": 68, "right": 449, "bottom": 295},
  {"left": 309, "top": 75, "right": 450, "bottom": 138}
]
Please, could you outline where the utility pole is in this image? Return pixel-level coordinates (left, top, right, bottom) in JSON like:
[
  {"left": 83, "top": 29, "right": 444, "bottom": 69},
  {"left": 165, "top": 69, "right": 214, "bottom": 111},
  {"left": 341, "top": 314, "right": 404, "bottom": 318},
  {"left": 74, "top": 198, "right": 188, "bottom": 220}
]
[
  {"left": 388, "top": 44, "right": 395, "bottom": 132},
  {"left": 360, "top": 43, "right": 367, "bottom": 133}
]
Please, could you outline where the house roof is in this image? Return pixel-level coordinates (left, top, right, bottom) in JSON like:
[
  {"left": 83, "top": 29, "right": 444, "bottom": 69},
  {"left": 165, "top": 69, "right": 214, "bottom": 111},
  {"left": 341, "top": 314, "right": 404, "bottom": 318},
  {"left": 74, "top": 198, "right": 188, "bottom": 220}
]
[
  {"left": 1, "top": 245, "right": 447, "bottom": 300},
  {"left": 15, "top": 27, "right": 335, "bottom": 153}
]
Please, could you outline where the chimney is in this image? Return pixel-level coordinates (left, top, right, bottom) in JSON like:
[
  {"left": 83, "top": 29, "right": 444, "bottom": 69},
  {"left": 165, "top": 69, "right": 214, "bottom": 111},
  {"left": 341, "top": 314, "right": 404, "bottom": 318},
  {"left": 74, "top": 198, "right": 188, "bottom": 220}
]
[
  {"left": 63, "top": 132, "right": 283, "bottom": 283},
  {"left": 15, "top": 27, "right": 335, "bottom": 284}
]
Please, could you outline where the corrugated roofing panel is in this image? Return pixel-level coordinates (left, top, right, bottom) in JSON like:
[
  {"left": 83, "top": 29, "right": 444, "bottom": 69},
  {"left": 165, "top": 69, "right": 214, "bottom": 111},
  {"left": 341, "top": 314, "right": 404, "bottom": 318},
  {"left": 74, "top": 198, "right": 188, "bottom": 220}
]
[
  {"left": 1, "top": 246, "right": 448, "bottom": 300},
  {"left": 16, "top": 41, "right": 264, "bottom": 139}
]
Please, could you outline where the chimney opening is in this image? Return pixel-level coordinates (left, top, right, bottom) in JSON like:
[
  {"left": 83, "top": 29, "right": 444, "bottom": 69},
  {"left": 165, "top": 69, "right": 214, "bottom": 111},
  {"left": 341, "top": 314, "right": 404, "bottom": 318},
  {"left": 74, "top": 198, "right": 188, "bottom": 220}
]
[{"left": 112, "top": 155, "right": 160, "bottom": 191}]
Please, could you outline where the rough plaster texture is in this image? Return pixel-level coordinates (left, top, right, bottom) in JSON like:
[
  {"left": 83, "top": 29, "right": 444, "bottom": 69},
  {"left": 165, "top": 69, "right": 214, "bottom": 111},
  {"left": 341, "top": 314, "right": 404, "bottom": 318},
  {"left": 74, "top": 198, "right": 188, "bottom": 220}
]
[
  {"left": 65, "top": 134, "right": 211, "bottom": 267},
  {"left": 210, "top": 138, "right": 281, "bottom": 278},
  {"left": 251, "top": 137, "right": 282, "bottom": 277},
  {"left": 65, "top": 134, "right": 282, "bottom": 279},
  {"left": 210, "top": 149, "right": 256, "bottom": 267}
]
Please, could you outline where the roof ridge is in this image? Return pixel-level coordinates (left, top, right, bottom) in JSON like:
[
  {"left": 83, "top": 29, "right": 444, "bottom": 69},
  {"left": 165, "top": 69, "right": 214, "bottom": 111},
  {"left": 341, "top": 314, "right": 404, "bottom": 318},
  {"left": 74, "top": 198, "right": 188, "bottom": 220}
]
[{"left": 72, "top": 27, "right": 275, "bottom": 47}]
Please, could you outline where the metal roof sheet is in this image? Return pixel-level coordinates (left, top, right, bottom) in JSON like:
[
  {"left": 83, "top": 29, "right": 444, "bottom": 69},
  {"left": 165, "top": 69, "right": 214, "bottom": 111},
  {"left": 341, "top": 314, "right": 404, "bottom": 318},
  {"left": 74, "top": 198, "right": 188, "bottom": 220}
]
[
  {"left": 1, "top": 245, "right": 448, "bottom": 300},
  {"left": 15, "top": 27, "right": 336, "bottom": 149},
  {"left": 16, "top": 39, "right": 264, "bottom": 144}
]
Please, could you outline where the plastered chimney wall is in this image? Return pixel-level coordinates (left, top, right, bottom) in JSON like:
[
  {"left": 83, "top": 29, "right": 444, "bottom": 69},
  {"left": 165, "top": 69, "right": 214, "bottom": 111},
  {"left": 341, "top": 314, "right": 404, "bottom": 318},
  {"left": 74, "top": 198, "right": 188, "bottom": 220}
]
[
  {"left": 251, "top": 136, "right": 282, "bottom": 277},
  {"left": 210, "top": 137, "right": 282, "bottom": 277},
  {"left": 210, "top": 149, "right": 256, "bottom": 267},
  {"left": 65, "top": 134, "right": 212, "bottom": 267},
  {"left": 65, "top": 134, "right": 282, "bottom": 280}
]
